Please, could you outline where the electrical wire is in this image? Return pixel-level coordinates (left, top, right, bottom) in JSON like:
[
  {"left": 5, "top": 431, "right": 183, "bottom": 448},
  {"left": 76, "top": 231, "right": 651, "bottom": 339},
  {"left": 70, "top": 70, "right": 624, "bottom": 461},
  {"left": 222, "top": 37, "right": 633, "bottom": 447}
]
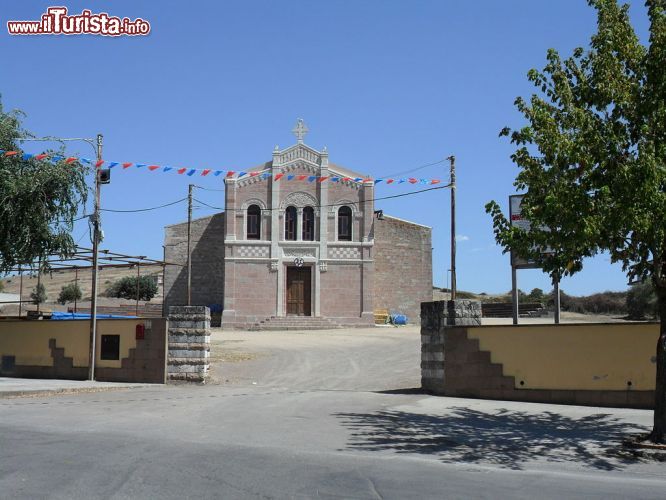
[
  {"left": 193, "top": 184, "right": 451, "bottom": 212},
  {"left": 100, "top": 197, "right": 188, "bottom": 213},
  {"left": 382, "top": 159, "right": 448, "bottom": 178}
]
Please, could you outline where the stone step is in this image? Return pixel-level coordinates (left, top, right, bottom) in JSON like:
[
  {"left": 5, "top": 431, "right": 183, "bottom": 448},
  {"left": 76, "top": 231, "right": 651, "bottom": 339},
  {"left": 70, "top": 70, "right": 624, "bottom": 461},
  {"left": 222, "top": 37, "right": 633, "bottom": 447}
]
[{"left": 249, "top": 315, "right": 342, "bottom": 331}]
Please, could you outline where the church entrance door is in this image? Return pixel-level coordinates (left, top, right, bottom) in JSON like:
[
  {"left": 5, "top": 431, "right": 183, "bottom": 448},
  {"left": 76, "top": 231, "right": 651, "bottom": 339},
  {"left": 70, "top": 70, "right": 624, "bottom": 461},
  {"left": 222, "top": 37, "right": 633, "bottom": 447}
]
[{"left": 286, "top": 266, "right": 311, "bottom": 316}]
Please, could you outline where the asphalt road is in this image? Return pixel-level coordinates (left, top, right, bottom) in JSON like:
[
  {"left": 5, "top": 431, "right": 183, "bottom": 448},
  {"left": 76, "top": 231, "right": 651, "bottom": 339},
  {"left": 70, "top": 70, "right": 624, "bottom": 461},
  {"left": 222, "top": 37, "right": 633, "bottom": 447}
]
[{"left": 1, "top": 326, "right": 665, "bottom": 499}]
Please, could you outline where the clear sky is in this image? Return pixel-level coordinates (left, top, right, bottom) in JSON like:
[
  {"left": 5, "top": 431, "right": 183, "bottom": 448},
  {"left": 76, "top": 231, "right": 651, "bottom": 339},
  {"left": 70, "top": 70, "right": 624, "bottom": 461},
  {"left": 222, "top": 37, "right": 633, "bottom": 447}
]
[{"left": 0, "top": 1, "right": 652, "bottom": 296}]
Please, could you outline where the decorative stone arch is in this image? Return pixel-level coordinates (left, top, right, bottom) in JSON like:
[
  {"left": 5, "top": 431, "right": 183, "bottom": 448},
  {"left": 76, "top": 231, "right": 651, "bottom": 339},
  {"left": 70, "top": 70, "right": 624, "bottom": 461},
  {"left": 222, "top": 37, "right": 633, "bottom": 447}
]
[
  {"left": 280, "top": 191, "right": 320, "bottom": 241},
  {"left": 240, "top": 198, "right": 268, "bottom": 240},
  {"left": 280, "top": 191, "right": 318, "bottom": 212},
  {"left": 330, "top": 200, "right": 359, "bottom": 241}
]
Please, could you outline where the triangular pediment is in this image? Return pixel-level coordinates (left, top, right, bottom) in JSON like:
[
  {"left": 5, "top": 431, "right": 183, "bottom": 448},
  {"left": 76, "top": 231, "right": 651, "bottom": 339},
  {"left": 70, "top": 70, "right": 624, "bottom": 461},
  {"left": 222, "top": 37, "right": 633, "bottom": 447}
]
[{"left": 276, "top": 143, "right": 322, "bottom": 167}]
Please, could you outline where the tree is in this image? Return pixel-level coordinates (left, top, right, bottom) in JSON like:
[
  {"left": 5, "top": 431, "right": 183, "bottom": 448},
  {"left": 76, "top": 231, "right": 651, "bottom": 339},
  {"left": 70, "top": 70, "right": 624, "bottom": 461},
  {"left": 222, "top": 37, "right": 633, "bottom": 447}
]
[
  {"left": 0, "top": 99, "right": 88, "bottom": 274},
  {"left": 30, "top": 283, "right": 47, "bottom": 305},
  {"left": 527, "top": 288, "right": 545, "bottom": 303},
  {"left": 627, "top": 282, "right": 658, "bottom": 319},
  {"left": 58, "top": 283, "right": 82, "bottom": 305},
  {"left": 485, "top": 0, "right": 666, "bottom": 442},
  {"left": 106, "top": 275, "right": 158, "bottom": 301}
]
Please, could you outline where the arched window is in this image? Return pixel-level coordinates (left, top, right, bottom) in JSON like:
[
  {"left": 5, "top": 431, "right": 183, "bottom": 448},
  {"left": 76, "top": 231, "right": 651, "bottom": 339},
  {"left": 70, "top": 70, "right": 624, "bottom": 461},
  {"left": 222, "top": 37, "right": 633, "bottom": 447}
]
[
  {"left": 338, "top": 206, "right": 352, "bottom": 241},
  {"left": 247, "top": 204, "right": 261, "bottom": 240},
  {"left": 285, "top": 206, "right": 297, "bottom": 240},
  {"left": 302, "top": 206, "right": 315, "bottom": 241}
]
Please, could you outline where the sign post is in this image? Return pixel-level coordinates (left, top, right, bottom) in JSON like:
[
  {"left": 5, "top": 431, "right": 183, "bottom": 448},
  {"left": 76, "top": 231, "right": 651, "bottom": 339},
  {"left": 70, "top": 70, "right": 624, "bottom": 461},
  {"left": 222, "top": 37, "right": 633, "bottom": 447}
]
[{"left": 508, "top": 194, "right": 560, "bottom": 324}]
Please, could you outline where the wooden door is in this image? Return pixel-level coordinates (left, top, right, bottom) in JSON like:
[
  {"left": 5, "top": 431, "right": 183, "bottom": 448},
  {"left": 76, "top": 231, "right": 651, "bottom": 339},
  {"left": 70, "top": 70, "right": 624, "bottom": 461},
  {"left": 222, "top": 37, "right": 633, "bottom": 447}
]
[{"left": 286, "top": 267, "right": 311, "bottom": 316}]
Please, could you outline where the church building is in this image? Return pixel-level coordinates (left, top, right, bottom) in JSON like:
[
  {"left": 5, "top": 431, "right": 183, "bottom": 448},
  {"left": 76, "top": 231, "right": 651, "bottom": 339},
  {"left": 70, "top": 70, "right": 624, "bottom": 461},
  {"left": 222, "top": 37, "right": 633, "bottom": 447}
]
[{"left": 163, "top": 120, "right": 433, "bottom": 328}]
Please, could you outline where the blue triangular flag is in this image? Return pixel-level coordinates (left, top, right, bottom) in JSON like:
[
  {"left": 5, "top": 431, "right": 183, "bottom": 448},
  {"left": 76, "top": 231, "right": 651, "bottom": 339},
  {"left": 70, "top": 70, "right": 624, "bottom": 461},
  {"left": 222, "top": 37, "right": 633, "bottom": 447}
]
[
  {"left": 213, "top": 170, "right": 223, "bottom": 176},
  {"left": 307, "top": 176, "right": 316, "bottom": 182},
  {"left": 238, "top": 172, "right": 247, "bottom": 177},
  {"left": 107, "top": 162, "right": 119, "bottom": 168},
  {"left": 51, "top": 155, "right": 64, "bottom": 163},
  {"left": 375, "top": 179, "right": 383, "bottom": 184},
  {"left": 261, "top": 172, "right": 271, "bottom": 179},
  {"left": 22, "top": 153, "right": 34, "bottom": 160},
  {"left": 354, "top": 177, "right": 363, "bottom": 182},
  {"left": 186, "top": 169, "right": 196, "bottom": 176},
  {"left": 287, "top": 175, "right": 295, "bottom": 180},
  {"left": 163, "top": 166, "right": 173, "bottom": 172},
  {"left": 135, "top": 163, "right": 146, "bottom": 169},
  {"left": 80, "top": 157, "right": 92, "bottom": 164}
]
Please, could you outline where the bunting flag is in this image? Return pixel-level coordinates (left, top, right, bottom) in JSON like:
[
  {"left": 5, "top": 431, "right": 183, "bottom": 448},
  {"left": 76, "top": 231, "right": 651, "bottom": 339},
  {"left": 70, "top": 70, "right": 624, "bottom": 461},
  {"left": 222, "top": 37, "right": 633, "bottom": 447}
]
[{"left": 0, "top": 148, "right": 445, "bottom": 185}]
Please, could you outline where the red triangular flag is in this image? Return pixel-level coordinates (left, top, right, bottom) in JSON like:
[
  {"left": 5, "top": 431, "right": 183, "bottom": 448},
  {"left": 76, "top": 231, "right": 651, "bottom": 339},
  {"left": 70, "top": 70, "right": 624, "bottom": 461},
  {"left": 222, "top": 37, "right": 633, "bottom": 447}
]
[
  {"left": 408, "top": 178, "right": 417, "bottom": 184},
  {"left": 250, "top": 172, "right": 259, "bottom": 177},
  {"left": 122, "top": 163, "right": 133, "bottom": 169},
  {"left": 5, "top": 151, "right": 18, "bottom": 156},
  {"left": 274, "top": 173, "right": 284, "bottom": 181},
  {"left": 297, "top": 175, "right": 307, "bottom": 181},
  {"left": 201, "top": 169, "right": 211, "bottom": 176},
  {"left": 95, "top": 160, "right": 104, "bottom": 167},
  {"left": 35, "top": 153, "right": 48, "bottom": 160},
  {"left": 177, "top": 168, "right": 187, "bottom": 174},
  {"left": 386, "top": 179, "right": 394, "bottom": 184},
  {"left": 148, "top": 165, "right": 160, "bottom": 171},
  {"left": 65, "top": 157, "right": 77, "bottom": 164},
  {"left": 430, "top": 179, "right": 441, "bottom": 185},
  {"left": 318, "top": 176, "right": 329, "bottom": 183},
  {"left": 226, "top": 171, "right": 235, "bottom": 178}
]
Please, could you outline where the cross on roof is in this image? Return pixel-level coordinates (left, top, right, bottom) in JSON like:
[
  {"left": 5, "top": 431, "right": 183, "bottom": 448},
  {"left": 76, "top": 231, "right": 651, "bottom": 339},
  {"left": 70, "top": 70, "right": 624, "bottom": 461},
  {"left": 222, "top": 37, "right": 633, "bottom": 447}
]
[{"left": 292, "top": 118, "right": 309, "bottom": 143}]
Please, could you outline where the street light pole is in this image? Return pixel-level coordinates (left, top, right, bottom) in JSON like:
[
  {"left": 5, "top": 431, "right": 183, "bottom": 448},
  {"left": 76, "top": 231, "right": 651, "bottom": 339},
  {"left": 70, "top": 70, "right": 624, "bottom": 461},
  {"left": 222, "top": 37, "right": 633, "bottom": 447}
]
[
  {"left": 187, "top": 184, "right": 193, "bottom": 306},
  {"left": 88, "top": 133, "right": 103, "bottom": 380},
  {"left": 448, "top": 156, "right": 457, "bottom": 301},
  {"left": 19, "top": 134, "right": 104, "bottom": 380}
]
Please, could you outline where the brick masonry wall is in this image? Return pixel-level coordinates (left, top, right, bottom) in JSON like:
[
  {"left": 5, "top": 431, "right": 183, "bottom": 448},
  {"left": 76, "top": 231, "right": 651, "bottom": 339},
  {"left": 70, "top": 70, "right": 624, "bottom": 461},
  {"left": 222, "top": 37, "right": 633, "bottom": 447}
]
[
  {"left": 320, "top": 263, "right": 363, "bottom": 319},
  {"left": 164, "top": 213, "right": 225, "bottom": 313},
  {"left": 420, "top": 302, "right": 653, "bottom": 409},
  {"left": 168, "top": 306, "right": 210, "bottom": 383},
  {"left": 225, "top": 261, "right": 277, "bottom": 327},
  {"left": 373, "top": 216, "right": 432, "bottom": 324}
]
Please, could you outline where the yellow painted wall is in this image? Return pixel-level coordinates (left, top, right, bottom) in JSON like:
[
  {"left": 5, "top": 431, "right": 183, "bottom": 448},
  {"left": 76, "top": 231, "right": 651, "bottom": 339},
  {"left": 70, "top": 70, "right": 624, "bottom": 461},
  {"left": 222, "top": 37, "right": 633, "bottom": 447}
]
[
  {"left": 0, "top": 319, "right": 140, "bottom": 368},
  {"left": 467, "top": 323, "right": 658, "bottom": 391}
]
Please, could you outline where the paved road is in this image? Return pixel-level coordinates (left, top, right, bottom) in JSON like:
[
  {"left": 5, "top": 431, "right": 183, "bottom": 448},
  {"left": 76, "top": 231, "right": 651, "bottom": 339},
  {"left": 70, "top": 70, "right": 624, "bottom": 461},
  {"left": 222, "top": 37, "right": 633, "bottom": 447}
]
[{"left": 1, "top": 327, "right": 665, "bottom": 499}]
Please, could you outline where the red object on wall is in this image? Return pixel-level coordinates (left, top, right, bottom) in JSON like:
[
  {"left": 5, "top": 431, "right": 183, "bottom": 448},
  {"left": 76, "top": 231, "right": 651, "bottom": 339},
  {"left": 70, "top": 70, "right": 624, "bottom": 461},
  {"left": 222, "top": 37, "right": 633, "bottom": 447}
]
[{"left": 135, "top": 324, "right": 145, "bottom": 340}]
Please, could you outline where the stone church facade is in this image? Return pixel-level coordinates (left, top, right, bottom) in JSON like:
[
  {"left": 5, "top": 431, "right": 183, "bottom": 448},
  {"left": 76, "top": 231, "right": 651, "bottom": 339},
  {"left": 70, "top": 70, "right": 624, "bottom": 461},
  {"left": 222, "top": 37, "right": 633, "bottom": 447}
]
[{"left": 164, "top": 121, "right": 432, "bottom": 328}]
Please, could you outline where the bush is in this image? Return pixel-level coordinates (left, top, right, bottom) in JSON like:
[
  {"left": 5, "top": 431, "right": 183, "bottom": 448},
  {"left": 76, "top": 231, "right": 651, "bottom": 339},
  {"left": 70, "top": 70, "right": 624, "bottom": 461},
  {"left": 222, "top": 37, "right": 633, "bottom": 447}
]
[
  {"left": 58, "top": 283, "right": 82, "bottom": 305},
  {"left": 30, "top": 283, "right": 47, "bottom": 304},
  {"left": 553, "top": 289, "right": 627, "bottom": 316},
  {"left": 626, "top": 282, "right": 657, "bottom": 320},
  {"left": 106, "top": 276, "right": 157, "bottom": 301},
  {"left": 0, "top": 280, "right": 4, "bottom": 292}
]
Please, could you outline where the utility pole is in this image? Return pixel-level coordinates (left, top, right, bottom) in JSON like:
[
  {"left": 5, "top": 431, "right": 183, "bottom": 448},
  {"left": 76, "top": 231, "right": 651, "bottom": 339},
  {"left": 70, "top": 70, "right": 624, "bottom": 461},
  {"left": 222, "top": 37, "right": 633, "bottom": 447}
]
[
  {"left": 88, "top": 133, "right": 103, "bottom": 381},
  {"left": 448, "top": 155, "right": 457, "bottom": 301},
  {"left": 187, "top": 184, "right": 193, "bottom": 306}
]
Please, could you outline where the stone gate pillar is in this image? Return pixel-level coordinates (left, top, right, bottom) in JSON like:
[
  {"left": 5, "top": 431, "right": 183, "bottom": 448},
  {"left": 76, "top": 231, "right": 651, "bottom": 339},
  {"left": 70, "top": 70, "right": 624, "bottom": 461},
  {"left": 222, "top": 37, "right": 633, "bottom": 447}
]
[{"left": 168, "top": 306, "right": 211, "bottom": 383}]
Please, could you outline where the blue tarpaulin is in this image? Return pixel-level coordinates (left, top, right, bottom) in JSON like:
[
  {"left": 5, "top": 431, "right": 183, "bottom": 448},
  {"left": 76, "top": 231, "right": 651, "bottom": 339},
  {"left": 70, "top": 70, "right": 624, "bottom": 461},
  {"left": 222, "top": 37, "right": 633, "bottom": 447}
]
[{"left": 50, "top": 311, "right": 137, "bottom": 320}]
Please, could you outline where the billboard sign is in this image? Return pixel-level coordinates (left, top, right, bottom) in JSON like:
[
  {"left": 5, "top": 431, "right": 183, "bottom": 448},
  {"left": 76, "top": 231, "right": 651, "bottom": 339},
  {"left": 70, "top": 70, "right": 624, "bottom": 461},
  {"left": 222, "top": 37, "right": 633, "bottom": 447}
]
[{"left": 509, "top": 194, "right": 553, "bottom": 269}]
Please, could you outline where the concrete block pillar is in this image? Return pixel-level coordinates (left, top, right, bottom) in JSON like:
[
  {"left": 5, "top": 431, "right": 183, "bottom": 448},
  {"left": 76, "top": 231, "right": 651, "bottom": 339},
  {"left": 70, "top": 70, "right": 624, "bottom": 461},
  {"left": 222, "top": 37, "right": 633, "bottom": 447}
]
[{"left": 168, "top": 306, "right": 211, "bottom": 383}]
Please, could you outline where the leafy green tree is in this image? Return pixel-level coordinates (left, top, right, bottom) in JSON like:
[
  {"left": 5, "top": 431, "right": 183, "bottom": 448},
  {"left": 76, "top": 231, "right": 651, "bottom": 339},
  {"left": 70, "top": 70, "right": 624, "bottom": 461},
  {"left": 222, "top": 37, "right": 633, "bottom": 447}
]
[
  {"left": 627, "top": 282, "right": 658, "bottom": 320},
  {"left": 106, "top": 275, "right": 158, "bottom": 301},
  {"left": 58, "top": 283, "right": 82, "bottom": 305},
  {"left": 527, "top": 288, "right": 545, "bottom": 303},
  {"left": 0, "top": 99, "right": 88, "bottom": 274},
  {"left": 30, "top": 283, "right": 47, "bottom": 305},
  {"left": 0, "top": 280, "right": 4, "bottom": 293},
  {"left": 485, "top": 1, "right": 666, "bottom": 442}
]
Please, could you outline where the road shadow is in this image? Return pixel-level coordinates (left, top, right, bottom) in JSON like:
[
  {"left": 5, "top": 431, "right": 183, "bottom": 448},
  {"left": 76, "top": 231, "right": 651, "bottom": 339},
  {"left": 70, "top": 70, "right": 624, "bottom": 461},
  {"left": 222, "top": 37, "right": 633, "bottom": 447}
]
[{"left": 334, "top": 407, "right": 649, "bottom": 470}]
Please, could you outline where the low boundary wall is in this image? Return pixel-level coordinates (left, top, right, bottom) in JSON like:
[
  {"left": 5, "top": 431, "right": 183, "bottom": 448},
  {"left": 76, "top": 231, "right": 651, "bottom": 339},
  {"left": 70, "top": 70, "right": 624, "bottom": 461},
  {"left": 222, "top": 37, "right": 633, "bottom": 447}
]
[
  {"left": 0, "top": 318, "right": 167, "bottom": 383},
  {"left": 421, "top": 302, "right": 657, "bottom": 408}
]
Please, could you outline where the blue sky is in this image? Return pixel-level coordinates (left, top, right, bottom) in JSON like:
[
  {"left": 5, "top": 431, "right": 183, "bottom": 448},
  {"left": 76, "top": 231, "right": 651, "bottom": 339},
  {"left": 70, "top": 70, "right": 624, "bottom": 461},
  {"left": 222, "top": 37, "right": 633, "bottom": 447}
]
[{"left": 0, "top": 1, "right": 651, "bottom": 295}]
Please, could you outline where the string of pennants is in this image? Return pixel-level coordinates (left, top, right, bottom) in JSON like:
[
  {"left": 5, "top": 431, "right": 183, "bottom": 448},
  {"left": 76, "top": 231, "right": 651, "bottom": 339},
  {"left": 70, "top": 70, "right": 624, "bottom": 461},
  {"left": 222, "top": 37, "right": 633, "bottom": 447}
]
[{"left": 0, "top": 149, "right": 443, "bottom": 185}]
